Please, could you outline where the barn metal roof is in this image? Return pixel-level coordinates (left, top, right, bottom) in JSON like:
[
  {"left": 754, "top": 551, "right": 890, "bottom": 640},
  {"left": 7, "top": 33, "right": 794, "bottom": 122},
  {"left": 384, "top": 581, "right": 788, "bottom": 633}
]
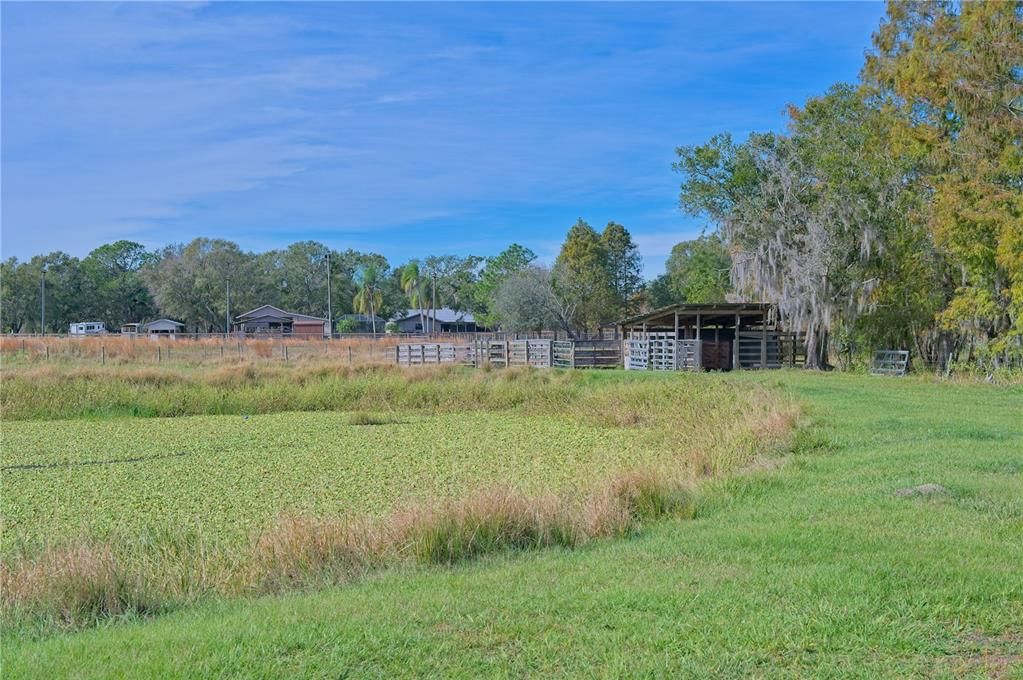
[{"left": 618, "top": 302, "right": 775, "bottom": 327}]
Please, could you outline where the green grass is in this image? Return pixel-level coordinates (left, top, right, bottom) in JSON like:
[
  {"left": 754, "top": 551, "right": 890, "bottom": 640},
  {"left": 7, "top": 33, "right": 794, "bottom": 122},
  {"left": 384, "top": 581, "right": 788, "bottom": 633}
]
[{"left": 4, "top": 371, "right": 1019, "bottom": 678}]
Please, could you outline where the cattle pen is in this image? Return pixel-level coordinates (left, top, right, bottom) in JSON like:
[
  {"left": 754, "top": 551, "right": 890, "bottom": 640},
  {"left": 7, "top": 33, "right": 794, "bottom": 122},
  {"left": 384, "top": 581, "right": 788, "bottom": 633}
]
[{"left": 393, "top": 304, "right": 806, "bottom": 371}]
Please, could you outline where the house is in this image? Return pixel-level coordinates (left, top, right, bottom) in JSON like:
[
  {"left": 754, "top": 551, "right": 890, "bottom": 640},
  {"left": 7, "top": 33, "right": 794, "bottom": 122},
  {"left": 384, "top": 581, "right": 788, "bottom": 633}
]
[
  {"left": 618, "top": 302, "right": 805, "bottom": 371},
  {"left": 232, "top": 305, "right": 329, "bottom": 338},
  {"left": 392, "top": 308, "right": 481, "bottom": 334},
  {"left": 143, "top": 319, "right": 185, "bottom": 339},
  {"left": 334, "top": 313, "right": 387, "bottom": 334}
]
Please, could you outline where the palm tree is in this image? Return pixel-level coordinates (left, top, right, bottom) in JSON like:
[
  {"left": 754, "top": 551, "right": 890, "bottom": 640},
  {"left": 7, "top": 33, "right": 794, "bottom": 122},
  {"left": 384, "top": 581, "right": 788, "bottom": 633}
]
[
  {"left": 353, "top": 263, "right": 383, "bottom": 338},
  {"left": 400, "top": 262, "right": 426, "bottom": 335}
]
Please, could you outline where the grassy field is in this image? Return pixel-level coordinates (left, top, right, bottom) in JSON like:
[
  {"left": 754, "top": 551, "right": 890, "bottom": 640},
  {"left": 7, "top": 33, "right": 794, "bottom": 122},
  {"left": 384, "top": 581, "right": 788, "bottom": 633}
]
[
  {"left": 1, "top": 365, "right": 793, "bottom": 634},
  {"left": 3, "top": 370, "right": 1020, "bottom": 677}
]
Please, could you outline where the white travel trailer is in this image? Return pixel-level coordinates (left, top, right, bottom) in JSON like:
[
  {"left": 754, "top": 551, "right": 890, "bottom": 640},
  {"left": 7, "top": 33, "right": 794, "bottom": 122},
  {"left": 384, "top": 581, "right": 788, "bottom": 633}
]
[{"left": 69, "top": 321, "right": 107, "bottom": 336}]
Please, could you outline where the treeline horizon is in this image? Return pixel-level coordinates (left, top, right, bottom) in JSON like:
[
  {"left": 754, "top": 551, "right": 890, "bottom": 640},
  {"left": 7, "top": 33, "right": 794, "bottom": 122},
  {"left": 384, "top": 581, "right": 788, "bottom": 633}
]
[{"left": 0, "top": 221, "right": 725, "bottom": 338}]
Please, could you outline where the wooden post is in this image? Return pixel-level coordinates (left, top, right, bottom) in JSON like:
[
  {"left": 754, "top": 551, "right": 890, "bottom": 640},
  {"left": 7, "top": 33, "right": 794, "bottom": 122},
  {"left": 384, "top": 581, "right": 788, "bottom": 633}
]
[
  {"left": 570, "top": 341, "right": 576, "bottom": 369},
  {"left": 349, "top": 346, "right": 354, "bottom": 365},
  {"left": 525, "top": 340, "right": 530, "bottom": 367},
  {"left": 760, "top": 310, "right": 767, "bottom": 370},
  {"left": 694, "top": 313, "right": 702, "bottom": 369},
  {"left": 45, "top": 345, "right": 49, "bottom": 361},
  {"left": 158, "top": 346, "right": 162, "bottom": 362},
  {"left": 733, "top": 313, "right": 741, "bottom": 370},
  {"left": 101, "top": 344, "right": 106, "bottom": 365}
]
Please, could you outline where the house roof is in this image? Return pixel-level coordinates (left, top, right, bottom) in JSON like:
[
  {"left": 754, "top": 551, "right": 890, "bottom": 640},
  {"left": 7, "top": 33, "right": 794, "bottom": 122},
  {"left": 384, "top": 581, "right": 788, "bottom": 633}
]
[
  {"left": 235, "top": 305, "right": 326, "bottom": 323},
  {"left": 393, "top": 308, "right": 475, "bottom": 324},
  {"left": 143, "top": 319, "right": 184, "bottom": 329}
]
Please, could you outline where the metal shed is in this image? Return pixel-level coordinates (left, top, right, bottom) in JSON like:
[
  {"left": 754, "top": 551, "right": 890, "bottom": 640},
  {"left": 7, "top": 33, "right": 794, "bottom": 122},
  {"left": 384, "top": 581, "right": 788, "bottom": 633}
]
[{"left": 143, "top": 319, "right": 185, "bottom": 339}]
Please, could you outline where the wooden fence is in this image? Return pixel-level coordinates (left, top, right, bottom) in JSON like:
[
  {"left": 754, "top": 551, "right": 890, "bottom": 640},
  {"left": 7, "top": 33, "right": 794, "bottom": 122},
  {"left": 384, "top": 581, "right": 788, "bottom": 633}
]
[
  {"left": 624, "top": 331, "right": 805, "bottom": 371},
  {"left": 396, "top": 338, "right": 622, "bottom": 370}
]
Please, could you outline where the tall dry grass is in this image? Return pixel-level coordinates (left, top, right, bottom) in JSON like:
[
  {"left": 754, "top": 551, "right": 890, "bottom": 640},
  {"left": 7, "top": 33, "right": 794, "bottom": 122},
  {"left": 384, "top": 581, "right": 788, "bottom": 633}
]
[
  {"left": 1, "top": 471, "right": 701, "bottom": 629},
  {"left": 0, "top": 334, "right": 406, "bottom": 368}
]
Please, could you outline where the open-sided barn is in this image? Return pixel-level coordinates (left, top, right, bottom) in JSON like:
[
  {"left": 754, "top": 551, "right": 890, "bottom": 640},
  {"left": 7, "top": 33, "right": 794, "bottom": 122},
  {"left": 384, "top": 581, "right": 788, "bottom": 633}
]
[{"left": 618, "top": 303, "right": 804, "bottom": 371}]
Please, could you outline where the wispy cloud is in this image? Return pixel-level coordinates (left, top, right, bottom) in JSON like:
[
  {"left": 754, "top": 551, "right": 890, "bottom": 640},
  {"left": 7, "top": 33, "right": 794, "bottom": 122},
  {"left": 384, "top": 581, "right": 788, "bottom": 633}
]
[{"left": 1, "top": 1, "right": 885, "bottom": 274}]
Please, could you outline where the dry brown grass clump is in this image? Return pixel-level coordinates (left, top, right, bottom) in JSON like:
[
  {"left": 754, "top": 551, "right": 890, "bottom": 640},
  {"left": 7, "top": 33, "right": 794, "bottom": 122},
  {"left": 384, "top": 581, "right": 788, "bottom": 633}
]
[
  {"left": 0, "top": 543, "right": 154, "bottom": 627},
  {"left": 1, "top": 470, "right": 702, "bottom": 630}
]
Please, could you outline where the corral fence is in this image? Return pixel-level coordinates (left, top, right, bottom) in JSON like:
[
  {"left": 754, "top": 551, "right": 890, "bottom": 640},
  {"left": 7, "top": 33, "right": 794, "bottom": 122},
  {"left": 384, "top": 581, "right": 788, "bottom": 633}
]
[
  {"left": 395, "top": 338, "right": 622, "bottom": 370},
  {"left": 624, "top": 330, "right": 806, "bottom": 371}
]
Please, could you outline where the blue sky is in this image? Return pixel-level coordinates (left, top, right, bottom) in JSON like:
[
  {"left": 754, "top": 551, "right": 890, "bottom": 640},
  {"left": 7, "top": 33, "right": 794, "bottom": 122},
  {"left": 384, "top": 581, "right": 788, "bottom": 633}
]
[{"left": 1, "top": 2, "right": 885, "bottom": 279}]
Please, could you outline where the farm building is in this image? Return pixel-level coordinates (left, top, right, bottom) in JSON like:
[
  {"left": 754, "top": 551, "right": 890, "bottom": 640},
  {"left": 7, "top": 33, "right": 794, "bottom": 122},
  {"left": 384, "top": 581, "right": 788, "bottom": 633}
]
[
  {"left": 232, "top": 305, "right": 329, "bottom": 337},
  {"left": 143, "top": 319, "right": 185, "bottom": 339},
  {"left": 120, "top": 323, "right": 141, "bottom": 337},
  {"left": 335, "top": 313, "right": 387, "bottom": 334},
  {"left": 618, "top": 303, "right": 804, "bottom": 371},
  {"left": 392, "top": 308, "right": 482, "bottom": 334}
]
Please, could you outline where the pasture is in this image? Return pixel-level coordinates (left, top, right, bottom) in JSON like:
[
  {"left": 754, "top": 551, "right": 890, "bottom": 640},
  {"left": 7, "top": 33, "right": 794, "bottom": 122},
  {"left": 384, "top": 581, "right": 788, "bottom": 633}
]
[
  {"left": 1, "top": 363, "right": 794, "bottom": 633},
  {"left": 2, "top": 364, "right": 1020, "bottom": 677}
]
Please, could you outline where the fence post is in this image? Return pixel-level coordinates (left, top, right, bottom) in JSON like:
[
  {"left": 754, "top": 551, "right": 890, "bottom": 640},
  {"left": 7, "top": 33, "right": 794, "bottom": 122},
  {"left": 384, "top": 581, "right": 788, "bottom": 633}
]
[
  {"left": 45, "top": 345, "right": 50, "bottom": 361},
  {"left": 570, "top": 341, "right": 576, "bottom": 369},
  {"left": 101, "top": 344, "right": 106, "bottom": 365},
  {"left": 349, "top": 346, "right": 353, "bottom": 365},
  {"left": 158, "top": 346, "right": 162, "bottom": 362}
]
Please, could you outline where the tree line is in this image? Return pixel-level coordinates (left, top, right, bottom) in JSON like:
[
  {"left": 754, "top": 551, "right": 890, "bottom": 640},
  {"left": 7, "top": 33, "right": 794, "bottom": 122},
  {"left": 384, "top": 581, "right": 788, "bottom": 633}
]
[
  {"left": 2, "top": 220, "right": 723, "bottom": 336},
  {"left": 674, "top": 1, "right": 1021, "bottom": 369}
]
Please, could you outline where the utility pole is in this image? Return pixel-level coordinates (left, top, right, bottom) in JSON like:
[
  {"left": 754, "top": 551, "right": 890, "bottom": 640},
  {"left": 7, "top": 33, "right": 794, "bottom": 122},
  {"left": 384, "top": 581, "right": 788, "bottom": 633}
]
[
  {"left": 40, "top": 267, "right": 46, "bottom": 334},
  {"left": 325, "top": 251, "right": 333, "bottom": 338},
  {"left": 431, "top": 272, "right": 437, "bottom": 336},
  {"left": 226, "top": 277, "right": 231, "bottom": 335}
]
